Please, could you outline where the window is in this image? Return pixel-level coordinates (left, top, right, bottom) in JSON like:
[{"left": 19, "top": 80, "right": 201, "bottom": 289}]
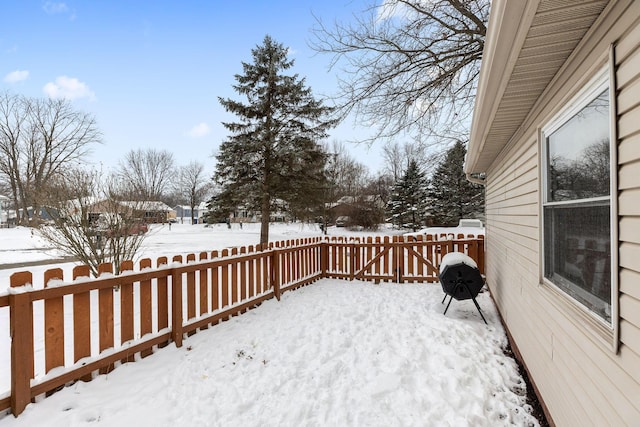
[{"left": 542, "top": 72, "right": 612, "bottom": 323}]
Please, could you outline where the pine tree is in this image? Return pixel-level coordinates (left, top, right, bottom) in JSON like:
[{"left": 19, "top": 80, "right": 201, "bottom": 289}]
[
  {"left": 214, "top": 35, "right": 335, "bottom": 244},
  {"left": 387, "top": 159, "right": 430, "bottom": 231},
  {"left": 428, "top": 141, "right": 484, "bottom": 226}
]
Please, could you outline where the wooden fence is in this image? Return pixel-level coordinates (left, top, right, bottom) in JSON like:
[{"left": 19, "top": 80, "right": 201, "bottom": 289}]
[{"left": 0, "top": 234, "right": 483, "bottom": 416}]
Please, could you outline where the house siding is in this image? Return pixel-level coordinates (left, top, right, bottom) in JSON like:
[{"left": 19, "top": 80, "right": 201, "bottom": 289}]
[
  {"left": 482, "top": 8, "right": 640, "bottom": 425},
  {"left": 615, "top": 13, "right": 640, "bottom": 415}
]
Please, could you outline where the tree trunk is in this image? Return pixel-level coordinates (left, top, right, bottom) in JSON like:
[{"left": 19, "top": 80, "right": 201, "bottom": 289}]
[{"left": 260, "top": 193, "right": 270, "bottom": 246}]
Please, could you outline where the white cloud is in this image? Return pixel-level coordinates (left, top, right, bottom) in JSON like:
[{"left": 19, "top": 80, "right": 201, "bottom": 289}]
[
  {"left": 3, "top": 70, "right": 29, "bottom": 83},
  {"left": 187, "top": 122, "right": 211, "bottom": 138},
  {"left": 42, "top": 1, "right": 68, "bottom": 14},
  {"left": 42, "top": 2, "right": 76, "bottom": 20},
  {"left": 43, "top": 76, "right": 95, "bottom": 100}
]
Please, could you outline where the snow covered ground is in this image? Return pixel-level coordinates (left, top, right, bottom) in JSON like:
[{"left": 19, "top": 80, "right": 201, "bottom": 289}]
[{"left": 0, "top": 223, "right": 539, "bottom": 426}]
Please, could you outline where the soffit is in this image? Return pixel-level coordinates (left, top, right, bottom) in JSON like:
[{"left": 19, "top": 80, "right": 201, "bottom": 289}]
[{"left": 466, "top": 0, "right": 609, "bottom": 174}]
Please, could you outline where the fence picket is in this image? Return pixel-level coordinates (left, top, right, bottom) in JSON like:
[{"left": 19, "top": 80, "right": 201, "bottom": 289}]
[
  {"left": 261, "top": 246, "right": 268, "bottom": 294},
  {"left": 199, "top": 252, "right": 209, "bottom": 328},
  {"left": 231, "top": 248, "right": 239, "bottom": 306},
  {"left": 186, "top": 254, "right": 196, "bottom": 327},
  {"left": 156, "top": 256, "right": 169, "bottom": 345},
  {"left": 139, "top": 258, "right": 153, "bottom": 356},
  {"left": 97, "top": 263, "right": 114, "bottom": 374},
  {"left": 247, "top": 246, "right": 255, "bottom": 299},
  {"left": 171, "top": 255, "right": 183, "bottom": 347},
  {"left": 44, "top": 268, "right": 64, "bottom": 373},
  {"left": 221, "top": 249, "right": 229, "bottom": 308},
  {"left": 240, "top": 247, "right": 247, "bottom": 302},
  {"left": 119, "top": 260, "right": 134, "bottom": 363},
  {"left": 72, "top": 265, "right": 92, "bottom": 379},
  {"left": 210, "top": 251, "right": 219, "bottom": 313}
]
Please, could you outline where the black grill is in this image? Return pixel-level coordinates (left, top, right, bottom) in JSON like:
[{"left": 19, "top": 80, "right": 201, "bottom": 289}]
[{"left": 439, "top": 253, "right": 487, "bottom": 324}]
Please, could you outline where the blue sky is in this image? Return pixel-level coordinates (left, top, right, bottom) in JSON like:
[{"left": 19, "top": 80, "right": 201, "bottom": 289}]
[{"left": 1, "top": 0, "right": 383, "bottom": 174}]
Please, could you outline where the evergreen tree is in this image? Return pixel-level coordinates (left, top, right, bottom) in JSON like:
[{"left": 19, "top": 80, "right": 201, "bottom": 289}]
[
  {"left": 387, "top": 159, "right": 430, "bottom": 231},
  {"left": 214, "top": 35, "right": 335, "bottom": 244},
  {"left": 428, "top": 141, "right": 484, "bottom": 226}
]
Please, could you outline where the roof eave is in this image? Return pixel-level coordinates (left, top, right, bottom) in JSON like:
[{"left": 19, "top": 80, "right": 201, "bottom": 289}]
[{"left": 466, "top": 0, "right": 539, "bottom": 174}]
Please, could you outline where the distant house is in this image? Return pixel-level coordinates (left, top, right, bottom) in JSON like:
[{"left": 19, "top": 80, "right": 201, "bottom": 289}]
[
  {"left": 118, "top": 201, "right": 173, "bottom": 223},
  {"left": 173, "top": 205, "right": 193, "bottom": 222},
  {"left": 0, "top": 195, "right": 12, "bottom": 226},
  {"left": 87, "top": 200, "right": 173, "bottom": 224},
  {"left": 196, "top": 201, "right": 209, "bottom": 223},
  {"left": 173, "top": 202, "right": 209, "bottom": 224},
  {"left": 18, "top": 206, "right": 59, "bottom": 223},
  {"left": 467, "top": 0, "right": 640, "bottom": 424}
]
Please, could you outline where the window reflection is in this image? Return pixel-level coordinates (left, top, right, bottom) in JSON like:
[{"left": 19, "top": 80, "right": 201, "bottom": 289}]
[{"left": 547, "top": 90, "right": 610, "bottom": 202}]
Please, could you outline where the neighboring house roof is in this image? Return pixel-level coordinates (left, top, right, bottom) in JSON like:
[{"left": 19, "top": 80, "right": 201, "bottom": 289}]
[
  {"left": 119, "top": 201, "right": 173, "bottom": 211},
  {"left": 336, "top": 195, "right": 383, "bottom": 205},
  {"left": 466, "top": 0, "right": 609, "bottom": 174},
  {"left": 173, "top": 205, "right": 192, "bottom": 211}
]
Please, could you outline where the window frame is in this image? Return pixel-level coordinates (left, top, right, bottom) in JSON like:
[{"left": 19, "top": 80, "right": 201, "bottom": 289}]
[{"left": 539, "top": 64, "right": 619, "bottom": 350}]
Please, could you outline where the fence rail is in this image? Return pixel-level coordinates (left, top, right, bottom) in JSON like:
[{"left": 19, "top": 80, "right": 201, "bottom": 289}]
[{"left": 1, "top": 233, "right": 483, "bottom": 416}]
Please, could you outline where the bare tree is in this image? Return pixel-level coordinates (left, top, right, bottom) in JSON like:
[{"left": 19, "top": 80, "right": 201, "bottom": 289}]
[
  {"left": 323, "top": 140, "right": 370, "bottom": 200},
  {"left": 0, "top": 92, "right": 101, "bottom": 224},
  {"left": 37, "top": 168, "right": 149, "bottom": 277},
  {"left": 174, "top": 161, "right": 212, "bottom": 224},
  {"left": 311, "top": 0, "right": 489, "bottom": 144},
  {"left": 382, "top": 140, "right": 440, "bottom": 182},
  {"left": 0, "top": 93, "right": 26, "bottom": 223},
  {"left": 117, "top": 148, "right": 175, "bottom": 200}
]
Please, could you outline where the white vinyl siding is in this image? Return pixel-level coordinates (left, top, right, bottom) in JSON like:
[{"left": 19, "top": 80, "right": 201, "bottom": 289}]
[
  {"left": 481, "top": 9, "right": 640, "bottom": 426},
  {"left": 615, "top": 12, "right": 640, "bottom": 411}
]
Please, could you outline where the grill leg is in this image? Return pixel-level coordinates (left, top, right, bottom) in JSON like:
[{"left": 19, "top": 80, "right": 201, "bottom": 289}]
[
  {"left": 443, "top": 294, "right": 454, "bottom": 315},
  {"left": 441, "top": 293, "right": 448, "bottom": 304},
  {"left": 461, "top": 282, "right": 488, "bottom": 325},
  {"left": 471, "top": 296, "right": 488, "bottom": 325}
]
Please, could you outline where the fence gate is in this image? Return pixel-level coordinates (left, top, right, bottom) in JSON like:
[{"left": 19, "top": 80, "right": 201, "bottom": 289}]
[{"left": 324, "top": 235, "right": 484, "bottom": 283}]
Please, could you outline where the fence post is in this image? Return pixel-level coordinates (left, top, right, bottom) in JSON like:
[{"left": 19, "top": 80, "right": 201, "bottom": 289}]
[
  {"left": 171, "top": 256, "right": 183, "bottom": 347},
  {"left": 394, "top": 236, "right": 403, "bottom": 283},
  {"left": 271, "top": 248, "right": 281, "bottom": 301},
  {"left": 320, "top": 240, "right": 328, "bottom": 277},
  {"left": 10, "top": 271, "right": 34, "bottom": 416},
  {"left": 349, "top": 242, "right": 356, "bottom": 281}
]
